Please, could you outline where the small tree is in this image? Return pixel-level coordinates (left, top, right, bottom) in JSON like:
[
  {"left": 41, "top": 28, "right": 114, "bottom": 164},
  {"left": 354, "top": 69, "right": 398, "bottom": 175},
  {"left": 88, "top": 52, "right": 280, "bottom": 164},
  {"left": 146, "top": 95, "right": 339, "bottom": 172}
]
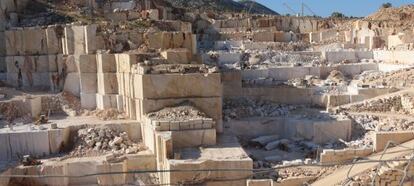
[
  {"left": 331, "top": 12, "right": 345, "bottom": 18},
  {"left": 382, "top": 2, "right": 392, "bottom": 8}
]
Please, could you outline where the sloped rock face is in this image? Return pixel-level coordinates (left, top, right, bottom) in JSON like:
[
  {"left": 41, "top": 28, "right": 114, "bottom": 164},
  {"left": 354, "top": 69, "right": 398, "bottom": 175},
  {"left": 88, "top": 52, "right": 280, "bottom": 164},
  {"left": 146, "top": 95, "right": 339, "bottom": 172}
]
[{"left": 164, "top": 0, "right": 279, "bottom": 15}]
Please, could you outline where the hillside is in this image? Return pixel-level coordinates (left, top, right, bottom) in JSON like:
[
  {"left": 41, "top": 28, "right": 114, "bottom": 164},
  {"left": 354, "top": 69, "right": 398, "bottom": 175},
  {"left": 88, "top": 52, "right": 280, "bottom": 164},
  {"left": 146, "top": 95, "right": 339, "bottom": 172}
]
[
  {"left": 238, "top": 0, "right": 279, "bottom": 15},
  {"left": 164, "top": 0, "right": 279, "bottom": 15},
  {"left": 365, "top": 5, "right": 414, "bottom": 21}
]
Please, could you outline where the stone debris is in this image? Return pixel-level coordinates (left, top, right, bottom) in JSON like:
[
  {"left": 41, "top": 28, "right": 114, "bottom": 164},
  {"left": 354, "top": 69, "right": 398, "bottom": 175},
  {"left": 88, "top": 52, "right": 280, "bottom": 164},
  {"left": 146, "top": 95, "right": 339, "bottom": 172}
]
[
  {"left": 326, "top": 70, "right": 347, "bottom": 85},
  {"left": 265, "top": 139, "right": 291, "bottom": 151},
  {"left": 58, "top": 91, "right": 83, "bottom": 116},
  {"left": 354, "top": 70, "right": 386, "bottom": 83},
  {"left": 223, "top": 98, "right": 296, "bottom": 121},
  {"left": 245, "top": 50, "right": 321, "bottom": 68},
  {"left": 215, "top": 50, "right": 322, "bottom": 70},
  {"left": 2, "top": 0, "right": 414, "bottom": 185},
  {"left": 137, "top": 63, "right": 218, "bottom": 74},
  {"left": 340, "top": 94, "right": 413, "bottom": 114},
  {"left": 70, "top": 127, "right": 146, "bottom": 157},
  {"left": 83, "top": 109, "right": 126, "bottom": 121},
  {"left": 344, "top": 114, "right": 414, "bottom": 148},
  {"left": 286, "top": 75, "right": 322, "bottom": 88},
  {"left": 251, "top": 135, "right": 280, "bottom": 146},
  {"left": 276, "top": 167, "right": 334, "bottom": 182},
  {"left": 0, "top": 102, "right": 25, "bottom": 122},
  {"left": 356, "top": 68, "right": 414, "bottom": 88},
  {"left": 147, "top": 101, "right": 208, "bottom": 121}
]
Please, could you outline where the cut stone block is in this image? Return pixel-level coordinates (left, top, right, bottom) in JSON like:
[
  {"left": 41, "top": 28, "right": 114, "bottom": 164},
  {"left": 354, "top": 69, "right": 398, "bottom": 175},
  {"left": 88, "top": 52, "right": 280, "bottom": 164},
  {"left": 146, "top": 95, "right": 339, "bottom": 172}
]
[
  {"left": 116, "top": 95, "right": 124, "bottom": 112},
  {"left": 128, "top": 98, "right": 136, "bottom": 120},
  {"left": 0, "top": 73, "right": 6, "bottom": 81},
  {"left": 0, "top": 57, "right": 6, "bottom": 73},
  {"left": 33, "top": 55, "right": 50, "bottom": 73},
  {"left": 6, "top": 73, "right": 18, "bottom": 87},
  {"left": 124, "top": 152, "right": 156, "bottom": 171},
  {"left": 72, "top": 26, "right": 86, "bottom": 55},
  {"left": 171, "top": 129, "right": 216, "bottom": 148},
  {"left": 48, "top": 128, "right": 70, "bottom": 154},
  {"left": 32, "top": 72, "right": 51, "bottom": 87},
  {"left": 77, "top": 55, "right": 97, "bottom": 73},
  {"left": 96, "top": 163, "right": 124, "bottom": 185},
  {"left": 46, "top": 25, "right": 63, "bottom": 54},
  {"left": 0, "top": 133, "right": 11, "bottom": 160},
  {"left": 117, "top": 73, "right": 125, "bottom": 95},
  {"left": 79, "top": 73, "right": 97, "bottom": 94},
  {"left": 0, "top": 32, "right": 5, "bottom": 56},
  {"left": 97, "top": 54, "right": 117, "bottom": 73},
  {"left": 161, "top": 48, "right": 191, "bottom": 64},
  {"left": 146, "top": 32, "right": 162, "bottom": 49},
  {"left": 5, "top": 56, "right": 19, "bottom": 73},
  {"left": 116, "top": 54, "right": 138, "bottom": 73},
  {"left": 97, "top": 73, "right": 118, "bottom": 94},
  {"left": 65, "top": 55, "right": 79, "bottom": 73},
  {"left": 84, "top": 24, "right": 97, "bottom": 54},
  {"left": 48, "top": 55, "right": 63, "bottom": 72},
  {"left": 81, "top": 93, "right": 97, "bottom": 110},
  {"left": 136, "top": 73, "right": 221, "bottom": 99},
  {"left": 23, "top": 28, "right": 47, "bottom": 55},
  {"left": 96, "top": 94, "right": 117, "bottom": 109},
  {"left": 64, "top": 160, "right": 97, "bottom": 185},
  {"left": 9, "top": 131, "right": 50, "bottom": 159},
  {"left": 64, "top": 72, "right": 80, "bottom": 96},
  {"left": 5, "top": 30, "right": 18, "bottom": 56},
  {"left": 63, "top": 26, "right": 75, "bottom": 55}
]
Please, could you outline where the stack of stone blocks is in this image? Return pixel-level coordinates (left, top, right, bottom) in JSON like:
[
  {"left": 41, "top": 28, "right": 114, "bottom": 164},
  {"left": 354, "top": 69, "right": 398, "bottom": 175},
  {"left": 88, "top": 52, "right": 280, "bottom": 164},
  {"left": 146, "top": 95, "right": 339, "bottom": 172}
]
[
  {"left": 96, "top": 54, "right": 119, "bottom": 110},
  {"left": 0, "top": 24, "right": 98, "bottom": 93},
  {"left": 1, "top": 26, "right": 66, "bottom": 89},
  {"left": 115, "top": 53, "right": 138, "bottom": 118},
  {"left": 79, "top": 54, "right": 98, "bottom": 109}
]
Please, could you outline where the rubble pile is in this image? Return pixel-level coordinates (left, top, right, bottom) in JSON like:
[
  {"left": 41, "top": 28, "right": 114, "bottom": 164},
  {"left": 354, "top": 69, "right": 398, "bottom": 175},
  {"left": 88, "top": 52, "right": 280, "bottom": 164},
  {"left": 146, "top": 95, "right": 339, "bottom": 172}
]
[
  {"left": 70, "top": 127, "right": 145, "bottom": 157},
  {"left": 341, "top": 95, "right": 403, "bottom": 113},
  {"left": 355, "top": 70, "right": 386, "bottom": 83},
  {"left": 223, "top": 98, "right": 296, "bottom": 120},
  {"left": 246, "top": 50, "right": 322, "bottom": 69},
  {"left": 147, "top": 101, "right": 208, "bottom": 121},
  {"left": 359, "top": 68, "right": 414, "bottom": 88},
  {"left": 326, "top": 70, "right": 347, "bottom": 84},
  {"left": 247, "top": 136, "right": 318, "bottom": 163},
  {"left": 352, "top": 115, "right": 414, "bottom": 132},
  {"left": 58, "top": 91, "right": 82, "bottom": 116},
  {"left": 243, "top": 78, "right": 285, "bottom": 87},
  {"left": 341, "top": 114, "right": 414, "bottom": 148},
  {"left": 0, "top": 102, "right": 25, "bottom": 122},
  {"left": 286, "top": 76, "right": 322, "bottom": 88},
  {"left": 276, "top": 167, "right": 330, "bottom": 182},
  {"left": 141, "top": 64, "right": 218, "bottom": 74},
  {"left": 83, "top": 109, "right": 126, "bottom": 121}
]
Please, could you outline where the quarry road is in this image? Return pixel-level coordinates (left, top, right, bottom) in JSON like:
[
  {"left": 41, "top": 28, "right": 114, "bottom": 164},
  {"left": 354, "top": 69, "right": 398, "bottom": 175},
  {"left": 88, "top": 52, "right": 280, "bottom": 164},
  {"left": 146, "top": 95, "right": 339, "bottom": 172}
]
[{"left": 312, "top": 139, "right": 414, "bottom": 186}]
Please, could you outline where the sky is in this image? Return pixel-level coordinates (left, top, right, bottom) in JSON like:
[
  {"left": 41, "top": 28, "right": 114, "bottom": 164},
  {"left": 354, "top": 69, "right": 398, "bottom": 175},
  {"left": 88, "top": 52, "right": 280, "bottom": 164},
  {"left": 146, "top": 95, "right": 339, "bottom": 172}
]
[{"left": 254, "top": 0, "right": 414, "bottom": 17}]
